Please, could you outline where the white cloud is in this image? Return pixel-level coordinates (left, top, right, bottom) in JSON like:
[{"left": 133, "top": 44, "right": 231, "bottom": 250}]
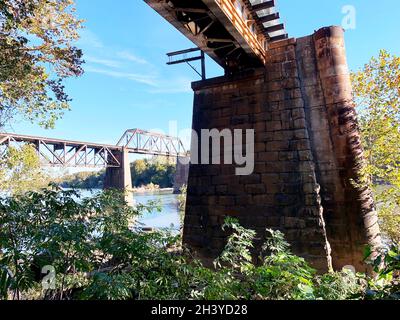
[
  {"left": 78, "top": 29, "right": 104, "bottom": 48},
  {"left": 85, "top": 55, "right": 121, "bottom": 68},
  {"left": 118, "top": 51, "right": 149, "bottom": 65},
  {"left": 78, "top": 31, "right": 193, "bottom": 93},
  {"left": 148, "top": 77, "right": 193, "bottom": 94},
  {"left": 85, "top": 66, "right": 157, "bottom": 86}
]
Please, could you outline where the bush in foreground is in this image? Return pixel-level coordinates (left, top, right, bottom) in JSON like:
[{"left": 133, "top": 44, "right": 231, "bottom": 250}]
[{"left": 0, "top": 188, "right": 398, "bottom": 300}]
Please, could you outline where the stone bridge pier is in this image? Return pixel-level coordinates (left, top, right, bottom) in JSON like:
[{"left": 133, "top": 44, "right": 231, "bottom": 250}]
[
  {"left": 104, "top": 151, "right": 189, "bottom": 199},
  {"left": 183, "top": 26, "right": 381, "bottom": 273},
  {"left": 173, "top": 156, "right": 190, "bottom": 193},
  {"left": 103, "top": 148, "right": 133, "bottom": 205}
]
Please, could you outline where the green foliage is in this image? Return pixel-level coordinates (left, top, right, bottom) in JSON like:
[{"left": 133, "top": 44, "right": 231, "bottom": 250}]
[
  {"left": 0, "top": 187, "right": 143, "bottom": 299},
  {"left": 365, "top": 244, "right": 400, "bottom": 300},
  {"left": 255, "top": 229, "right": 316, "bottom": 300},
  {"left": 57, "top": 170, "right": 105, "bottom": 189},
  {"left": 81, "top": 273, "right": 135, "bottom": 300},
  {"left": 177, "top": 185, "right": 187, "bottom": 235},
  {"left": 192, "top": 220, "right": 322, "bottom": 300},
  {"left": 190, "top": 217, "right": 257, "bottom": 300},
  {"left": 351, "top": 50, "right": 400, "bottom": 243},
  {"left": 0, "top": 144, "right": 47, "bottom": 194},
  {"left": 216, "top": 217, "right": 256, "bottom": 273},
  {"left": 131, "top": 157, "right": 176, "bottom": 189},
  {"left": 0, "top": 0, "right": 84, "bottom": 128},
  {"left": 314, "top": 270, "right": 362, "bottom": 300},
  {"left": 177, "top": 184, "right": 187, "bottom": 212},
  {"left": 0, "top": 189, "right": 398, "bottom": 300},
  {"left": 54, "top": 157, "right": 176, "bottom": 190}
]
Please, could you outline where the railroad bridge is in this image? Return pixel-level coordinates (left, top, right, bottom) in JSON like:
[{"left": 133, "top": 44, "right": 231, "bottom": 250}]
[
  {"left": 0, "top": 129, "right": 190, "bottom": 195},
  {"left": 0, "top": 0, "right": 382, "bottom": 272},
  {"left": 145, "top": 0, "right": 381, "bottom": 272}
]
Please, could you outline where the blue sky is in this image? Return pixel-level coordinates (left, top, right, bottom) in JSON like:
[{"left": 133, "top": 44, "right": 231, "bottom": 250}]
[{"left": 9, "top": 0, "right": 400, "bottom": 149}]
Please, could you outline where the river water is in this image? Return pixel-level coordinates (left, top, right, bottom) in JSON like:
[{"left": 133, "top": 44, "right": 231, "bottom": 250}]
[{"left": 79, "top": 189, "right": 182, "bottom": 230}]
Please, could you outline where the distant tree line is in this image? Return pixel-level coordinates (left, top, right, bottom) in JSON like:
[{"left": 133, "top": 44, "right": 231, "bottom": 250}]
[
  {"left": 130, "top": 158, "right": 176, "bottom": 189},
  {"left": 58, "top": 170, "right": 105, "bottom": 189},
  {"left": 57, "top": 157, "right": 176, "bottom": 189}
]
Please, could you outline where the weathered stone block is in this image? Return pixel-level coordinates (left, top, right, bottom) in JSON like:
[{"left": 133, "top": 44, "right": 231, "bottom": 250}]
[
  {"left": 266, "top": 121, "right": 282, "bottom": 131},
  {"left": 261, "top": 173, "right": 280, "bottom": 185},
  {"left": 292, "top": 108, "right": 306, "bottom": 120},
  {"left": 266, "top": 140, "right": 290, "bottom": 151},
  {"left": 293, "top": 129, "right": 309, "bottom": 140},
  {"left": 245, "top": 184, "right": 266, "bottom": 194},
  {"left": 299, "top": 150, "right": 313, "bottom": 161},
  {"left": 284, "top": 217, "right": 307, "bottom": 229},
  {"left": 257, "top": 151, "right": 279, "bottom": 162},
  {"left": 239, "top": 174, "right": 261, "bottom": 185}
]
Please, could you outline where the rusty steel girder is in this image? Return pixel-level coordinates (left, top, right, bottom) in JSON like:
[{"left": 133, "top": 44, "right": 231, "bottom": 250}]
[
  {"left": 0, "top": 133, "right": 122, "bottom": 168},
  {"left": 117, "top": 129, "right": 188, "bottom": 158},
  {"left": 0, "top": 130, "right": 189, "bottom": 168}
]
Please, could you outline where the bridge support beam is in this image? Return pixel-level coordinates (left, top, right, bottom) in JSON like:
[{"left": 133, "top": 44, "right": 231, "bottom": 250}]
[
  {"left": 183, "top": 26, "right": 381, "bottom": 273},
  {"left": 103, "top": 148, "right": 133, "bottom": 205}
]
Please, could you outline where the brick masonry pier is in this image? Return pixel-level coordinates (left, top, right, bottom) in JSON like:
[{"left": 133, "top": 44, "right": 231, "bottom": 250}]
[{"left": 183, "top": 26, "right": 381, "bottom": 272}]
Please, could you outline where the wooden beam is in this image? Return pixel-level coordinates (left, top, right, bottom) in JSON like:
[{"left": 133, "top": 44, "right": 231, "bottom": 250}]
[
  {"left": 206, "top": 37, "right": 235, "bottom": 43},
  {"left": 173, "top": 7, "right": 209, "bottom": 14},
  {"left": 269, "top": 34, "right": 288, "bottom": 42},
  {"left": 264, "top": 23, "right": 285, "bottom": 34},
  {"left": 251, "top": 0, "right": 275, "bottom": 12},
  {"left": 258, "top": 12, "right": 280, "bottom": 24},
  {"left": 213, "top": 43, "right": 236, "bottom": 51}
]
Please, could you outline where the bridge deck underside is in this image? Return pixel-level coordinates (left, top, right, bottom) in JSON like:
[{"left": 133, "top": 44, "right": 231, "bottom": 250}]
[{"left": 145, "top": 0, "right": 266, "bottom": 70}]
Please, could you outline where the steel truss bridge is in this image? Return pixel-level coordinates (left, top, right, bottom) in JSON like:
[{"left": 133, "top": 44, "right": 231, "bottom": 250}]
[{"left": 0, "top": 129, "right": 188, "bottom": 168}]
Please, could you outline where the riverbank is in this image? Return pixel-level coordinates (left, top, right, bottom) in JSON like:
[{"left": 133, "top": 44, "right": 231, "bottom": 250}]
[{"left": 129, "top": 187, "right": 174, "bottom": 194}]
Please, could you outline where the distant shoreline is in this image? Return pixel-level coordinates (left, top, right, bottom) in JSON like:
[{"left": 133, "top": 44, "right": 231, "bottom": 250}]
[
  {"left": 129, "top": 187, "right": 174, "bottom": 195},
  {"left": 61, "top": 186, "right": 174, "bottom": 195}
]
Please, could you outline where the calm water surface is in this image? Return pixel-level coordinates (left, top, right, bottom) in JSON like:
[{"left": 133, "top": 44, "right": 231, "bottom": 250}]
[{"left": 79, "top": 189, "right": 181, "bottom": 230}]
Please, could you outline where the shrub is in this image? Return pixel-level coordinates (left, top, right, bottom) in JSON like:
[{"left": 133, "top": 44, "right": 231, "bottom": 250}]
[
  {"left": 365, "top": 243, "right": 400, "bottom": 300},
  {"left": 0, "top": 188, "right": 398, "bottom": 300}
]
